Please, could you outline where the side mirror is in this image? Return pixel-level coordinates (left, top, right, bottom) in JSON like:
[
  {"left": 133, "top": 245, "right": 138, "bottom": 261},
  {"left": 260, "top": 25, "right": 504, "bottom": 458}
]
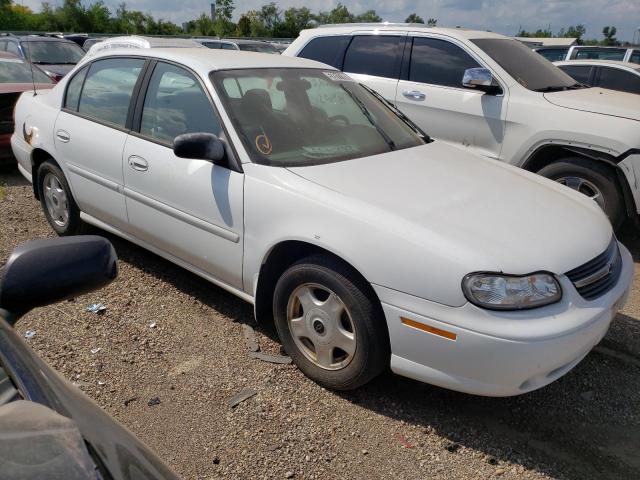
[
  {"left": 462, "top": 68, "right": 501, "bottom": 94},
  {"left": 0, "top": 236, "right": 118, "bottom": 320},
  {"left": 173, "top": 133, "right": 226, "bottom": 164}
]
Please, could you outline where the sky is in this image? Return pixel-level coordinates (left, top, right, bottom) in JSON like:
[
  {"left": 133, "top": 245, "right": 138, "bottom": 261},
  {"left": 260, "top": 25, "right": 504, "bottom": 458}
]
[{"left": 15, "top": 0, "right": 640, "bottom": 42}]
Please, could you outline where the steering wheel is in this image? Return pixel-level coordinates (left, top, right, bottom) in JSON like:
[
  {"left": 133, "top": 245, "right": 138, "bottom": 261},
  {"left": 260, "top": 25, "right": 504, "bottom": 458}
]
[{"left": 328, "top": 115, "right": 351, "bottom": 126}]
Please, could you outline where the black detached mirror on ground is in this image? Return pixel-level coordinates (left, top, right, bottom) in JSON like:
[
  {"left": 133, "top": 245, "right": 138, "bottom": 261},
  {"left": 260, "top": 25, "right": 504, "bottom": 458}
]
[
  {"left": 173, "top": 132, "right": 226, "bottom": 164},
  {"left": 0, "top": 236, "right": 118, "bottom": 320}
]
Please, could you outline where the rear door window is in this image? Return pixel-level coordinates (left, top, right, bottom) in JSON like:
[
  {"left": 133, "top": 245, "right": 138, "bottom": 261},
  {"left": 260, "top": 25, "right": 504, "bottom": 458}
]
[
  {"left": 64, "top": 65, "right": 88, "bottom": 110},
  {"left": 78, "top": 58, "right": 144, "bottom": 128},
  {"left": 596, "top": 67, "right": 640, "bottom": 95},
  {"left": 557, "top": 65, "right": 593, "bottom": 85},
  {"left": 409, "top": 37, "right": 480, "bottom": 88},
  {"left": 298, "top": 35, "right": 351, "bottom": 69},
  {"left": 343, "top": 35, "right": 403, "bottom": 79}
]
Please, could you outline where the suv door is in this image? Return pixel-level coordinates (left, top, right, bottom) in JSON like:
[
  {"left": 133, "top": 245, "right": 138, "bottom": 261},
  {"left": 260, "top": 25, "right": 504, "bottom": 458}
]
[
  {"left": 395, "top": 35, "right": 507, "bottom": 160},
  {"left": 54, "top": 57, "right": 145, "bottom": 229},
  {"left": 122, "top": 61, "right": 244, "bottom": 287},
  {"left": 341, "top": 33, "right": 406, "bottom": 101}
]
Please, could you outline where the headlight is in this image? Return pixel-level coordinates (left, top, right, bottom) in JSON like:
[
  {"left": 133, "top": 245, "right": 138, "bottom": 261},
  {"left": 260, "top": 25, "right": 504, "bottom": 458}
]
[{"left": 462, "top": 272, "right": 561, "bottom": 310}]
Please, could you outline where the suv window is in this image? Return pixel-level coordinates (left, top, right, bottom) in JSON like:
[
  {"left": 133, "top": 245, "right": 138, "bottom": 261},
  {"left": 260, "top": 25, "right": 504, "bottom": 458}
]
[
  {"left": 409, "top": 37, "right": 481, "bottom": 88},
  {"left": 536, "top": 48, "right": 568, "bottom": 62},
  {"left": 597, "top": 67, "right": 640, "bottom": 95},
  {"left": 298, "top": 35, "right": 351, "bottom": 69},
  {"left": 6, "top": 42, "right": 21, "bottom": 57},
  {"left": 0, "top": 41, "right": 6, "bottom": 51},
  {"left": 343, "top": 35, "right": 403, "bottom": 79},
  {"left": 64, "top": 65, "right": 88, "bottom": 110},
  {"left": 201, "top": 41, "right": 222, "bottom": 49},
  {"left": 140, "top": 62, "right": 221, "bottom": 144},
  {"left": 78, "top": 58, "right": 144, "bottom": 128},
  {"left": 221, "top": 43, "right": 237, "bottom": 50},
  {"left": 573, "top": 48, "right": 626, "bottom": 61},
  {"left": 630, "top": 51, "right": 640, "bottom": 64},
  {"left": 557, "top": 65, "right": 592, "bottom": 85}
]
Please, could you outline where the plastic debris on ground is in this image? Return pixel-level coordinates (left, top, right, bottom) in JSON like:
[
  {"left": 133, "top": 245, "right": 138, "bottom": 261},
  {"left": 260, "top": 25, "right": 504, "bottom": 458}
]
[
  {"left": 24, "top": 330, "right": 36, "bottom": 339},
  {"left": 249, "top": 352, "right": 292, "bottom": 364},
  {"left": 149, "top": 322, "right": 157, "bottom": 329},
  {"left": 90, "top": 347, "right": 101, "bottom": 354},
  {"left": 85, "top": 303, "right": 107, "bottom": 314},
  {"left": 242, "top": 324, "right": 260, "bottom": 352},
  {"left": 228, "top": 388, "right": 257, "bottom": 408},
  {"left": 148, "top": 397, "right": 161, "bottom": 406}
]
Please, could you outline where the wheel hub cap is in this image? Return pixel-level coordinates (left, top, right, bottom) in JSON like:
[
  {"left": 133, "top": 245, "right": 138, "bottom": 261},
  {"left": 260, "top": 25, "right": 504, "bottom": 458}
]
[
  {"left": 286, "top": 283, "right": 356, "bottom": 371},
  {"left": 43, "top": 173, "right": 70, "bottom": 228},
  {"left": 556, "top": 176, "right": 605, "bottom": 210}
]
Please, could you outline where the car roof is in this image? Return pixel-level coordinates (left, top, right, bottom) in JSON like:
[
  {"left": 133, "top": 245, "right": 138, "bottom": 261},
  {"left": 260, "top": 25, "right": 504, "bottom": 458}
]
[
  {"left": 554, "top": 59, "right": 640, "bottom": 71},
  {"left": 299, "top": 23, "right": 506, "bottom": 40},
  {"left": 84, "top": 47, "right": 335, "bottom": 74}
]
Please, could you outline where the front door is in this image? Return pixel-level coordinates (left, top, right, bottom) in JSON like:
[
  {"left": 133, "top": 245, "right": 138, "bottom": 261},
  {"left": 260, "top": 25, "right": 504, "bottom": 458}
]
[
  {"left": 122, "top": 61, "right": 244, "bottom": 288},
  {"left": 395, "top": 35, "right": 508, "bottom": 160}
]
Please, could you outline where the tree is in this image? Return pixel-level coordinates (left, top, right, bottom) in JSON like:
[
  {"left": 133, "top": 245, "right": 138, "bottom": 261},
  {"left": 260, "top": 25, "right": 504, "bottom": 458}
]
[
  {"left": 236, "top": 14, "right": 251, "bottom": 36},
  {"left": 602, "top": 26, "right": 618, "bottom": 46},
  {"left": 258, "top": 2, "right": 281, "bottom": 33},
  {"left": 279, "top": 7, "right": 312, "bottom": 37},
  {"left": 86, "top": 1, "right": 111, "bottom": 33},
  {"left": 405, "top": 13, "right": 424, "bottom": 24},
  {"left": 427, "top": 17, "right": 437, "bottom": 27},
  {"left": 214, "top": 0, "right": 235, "bottom": 36},
  {"left": 355, "top": 10, "right": 381, "bottom": 22},
  {"left": 314, "top": 3, "right": 353, "bottom": 24}
]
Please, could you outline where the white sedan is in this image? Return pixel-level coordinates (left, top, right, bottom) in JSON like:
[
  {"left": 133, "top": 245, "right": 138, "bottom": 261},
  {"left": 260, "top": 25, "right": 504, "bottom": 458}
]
[{"left": 11, "top": 46, "right": 633, "bottom": 396}]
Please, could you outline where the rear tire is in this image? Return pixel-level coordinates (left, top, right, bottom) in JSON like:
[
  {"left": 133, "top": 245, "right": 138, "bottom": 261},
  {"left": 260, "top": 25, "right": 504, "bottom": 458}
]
[
  {"left": 538, "top": 157, "right": 624, "bottom": 229},
  {"left": 37, "top": 161, "right": 84, "bottom": 236},
  {"left": 273, "top": 255, "right": 389, "bottom": 391}
]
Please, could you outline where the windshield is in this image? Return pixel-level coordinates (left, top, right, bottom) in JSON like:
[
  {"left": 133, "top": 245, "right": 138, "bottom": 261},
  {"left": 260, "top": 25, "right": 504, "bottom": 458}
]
[
  {"left": 238, "top": 43, "right": 279, "bottom": 54},
  {"left": 0, "top": 58, "right": 52, "bottom": 83},
  {"left": 21, "top": 41, "right": 85, "bottom": 64},
  {"left": 212, "top": 68, "right": 425, "bottom": 166},
  {"left": 472, "top": 38, "right": 581, "bottom": 92}
]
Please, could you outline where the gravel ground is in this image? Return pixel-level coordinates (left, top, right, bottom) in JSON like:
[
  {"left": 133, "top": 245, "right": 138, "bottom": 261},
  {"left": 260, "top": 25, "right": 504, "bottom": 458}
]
[{"left": 1, "top": 166, "right": 640, "bottom": 480}]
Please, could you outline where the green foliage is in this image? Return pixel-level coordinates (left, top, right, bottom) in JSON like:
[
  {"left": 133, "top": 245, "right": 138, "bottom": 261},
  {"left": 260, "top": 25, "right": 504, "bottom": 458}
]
[
  {"left": 405, "top": 13, "right": 424, "bottom": 24},
  {"left": 602, "top": 26, "right": 618, "bottom": 46},
  {"left": 427, "top": 18, "right": 437, "bottom": 27}
]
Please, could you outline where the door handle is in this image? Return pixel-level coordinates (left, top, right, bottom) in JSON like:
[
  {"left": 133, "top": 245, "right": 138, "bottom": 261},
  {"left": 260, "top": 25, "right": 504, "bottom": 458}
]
[
  {"left": 128, "top": 155, "right": 148, "bottom": 172},
  {"left": 56, "top": 130, "right": 70, "bottom": 143},
  {"left": 402, "top": 90, "right": 426, "bottom": 101}
]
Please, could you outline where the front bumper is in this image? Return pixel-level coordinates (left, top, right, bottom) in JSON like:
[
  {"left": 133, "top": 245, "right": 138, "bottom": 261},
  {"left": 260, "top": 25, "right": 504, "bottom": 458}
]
[{"left": 375, "top": 242, "right": 633, "bottom": 397}]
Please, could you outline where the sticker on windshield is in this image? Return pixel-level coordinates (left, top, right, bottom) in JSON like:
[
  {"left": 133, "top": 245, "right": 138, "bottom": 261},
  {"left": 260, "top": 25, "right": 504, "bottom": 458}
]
[
  {"left": 322, "top": 71, "right": 354, "bottom": 82},
  {"left": 255, "top": 128, "right": 273, "bottom": 155}
]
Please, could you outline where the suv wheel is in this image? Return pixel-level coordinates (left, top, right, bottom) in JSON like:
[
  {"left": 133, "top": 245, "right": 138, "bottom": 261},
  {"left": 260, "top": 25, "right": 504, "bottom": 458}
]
[
  {"left": 37, "top": 161, "right": 84, "bottom": 236},
  {"left": 538, "top": 157, "right": 624, "bottom": 229},
  {"left": 273, "top": 255, "right": 389, "bottom": 391}
]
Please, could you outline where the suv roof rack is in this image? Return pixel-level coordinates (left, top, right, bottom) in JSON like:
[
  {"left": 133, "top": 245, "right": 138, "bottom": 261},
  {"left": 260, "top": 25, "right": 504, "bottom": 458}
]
[{"left": 317, "top": 22, "right": 431, "bottom": 29}]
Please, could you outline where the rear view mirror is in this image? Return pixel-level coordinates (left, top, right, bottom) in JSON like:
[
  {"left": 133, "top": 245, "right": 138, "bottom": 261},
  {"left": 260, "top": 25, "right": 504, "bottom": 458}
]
[
  {"left": 462, "top": 68, "right": 501, "bottom": 94},
  {"left": 173, "top": 133, "right": 226, "bottom": 164},
  {"left": 0, "top": 236, "right": 118, "bottom": 320}
]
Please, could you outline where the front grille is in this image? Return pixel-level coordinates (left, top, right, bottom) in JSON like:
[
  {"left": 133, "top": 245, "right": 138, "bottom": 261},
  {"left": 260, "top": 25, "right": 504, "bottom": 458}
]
[{"left": 565, "top": 237, "right": 622, "bottom": 300}]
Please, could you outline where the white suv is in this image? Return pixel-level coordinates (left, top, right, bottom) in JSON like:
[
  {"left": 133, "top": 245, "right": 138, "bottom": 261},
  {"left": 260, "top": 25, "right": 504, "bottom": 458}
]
[{"left": 285, "top": 24, "right": 640, "bottom": 228}]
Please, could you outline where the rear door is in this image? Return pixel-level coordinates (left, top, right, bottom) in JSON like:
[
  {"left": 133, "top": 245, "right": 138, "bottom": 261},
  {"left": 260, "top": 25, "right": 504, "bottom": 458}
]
[
  {"left": 54, "top": 57, "right": 146, "bottom": 229},
  {"left": 395, "top": 35, "right": 508, "bottom": 160},
  {"left": 122, "top": 61, "right": 244, "bottom": 287},
  {"left": 341, "top": 33, "right": 406, "bottom": 102}
]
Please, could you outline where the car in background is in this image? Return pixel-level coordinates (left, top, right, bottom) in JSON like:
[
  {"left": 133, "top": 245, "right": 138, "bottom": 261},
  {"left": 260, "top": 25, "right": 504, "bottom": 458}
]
[
  {"left": 82, "top": 37, "right": 106, "bottom": 52},
  {"left": 0, "top": 34, "right": 86, "bottom": 82},
  {"left": 535, "top": 45, "right": 640, "bottom": 64},
  {"left": 533, "top": 45, "right": 571, "bottom": 62},
  {"left": 0, "top": 52, "right": 54, "bottom": 165},
  {"left": 0, "top": 236, "right": 179, "bottom": 480},
  {"left": 194, "top": 38, "right": 280, "bottom": 54},
  {"left": 10, "top": 46, "right": 633, "bottom": 396},
  {"left": 285, "top": 23, "right": 640, "bottom": 229},
  {"left": 555, "top": 60, "right": 640, "bottom": 95},
  {"left": 85, "top": 35, "right": 204, "bottom": 57}
]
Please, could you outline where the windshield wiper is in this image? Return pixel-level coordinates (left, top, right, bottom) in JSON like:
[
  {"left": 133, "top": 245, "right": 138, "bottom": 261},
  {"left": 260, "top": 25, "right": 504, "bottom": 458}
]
[
  {"left": 535, "top": 83, "right": 589, "bottom": 92},
  {"left": 340, "top": 85, "right": 396, "bottom": 151},
  {"left": 360, "top": 84, "right": 432, "bottom": 143}
]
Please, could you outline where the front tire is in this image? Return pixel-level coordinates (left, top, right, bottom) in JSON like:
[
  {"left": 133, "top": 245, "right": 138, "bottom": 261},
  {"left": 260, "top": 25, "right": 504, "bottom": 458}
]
[
  {"left": 273, "top": 255, "right": 389, "bottom": 391},
  {"left": 37, "top": 161, "right": 83, "bottom": 236},
  {"left": 538, "top": 157, "right": 624, "bottom": 229}
]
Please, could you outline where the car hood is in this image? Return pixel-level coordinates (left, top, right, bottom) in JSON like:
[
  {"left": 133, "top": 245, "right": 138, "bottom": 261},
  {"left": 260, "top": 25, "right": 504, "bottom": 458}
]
[
  {"left": 544, "top": 87, "right": 640, "bottom": 121},
  {"left": 287, "top": 142, "right": 612, "bottom": 276}
]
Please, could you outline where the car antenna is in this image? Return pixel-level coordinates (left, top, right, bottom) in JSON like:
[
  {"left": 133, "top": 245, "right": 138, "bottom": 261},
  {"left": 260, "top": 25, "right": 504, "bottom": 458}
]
[{"left": 25, "top": 40, "right": 37, "bottom": 96}]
